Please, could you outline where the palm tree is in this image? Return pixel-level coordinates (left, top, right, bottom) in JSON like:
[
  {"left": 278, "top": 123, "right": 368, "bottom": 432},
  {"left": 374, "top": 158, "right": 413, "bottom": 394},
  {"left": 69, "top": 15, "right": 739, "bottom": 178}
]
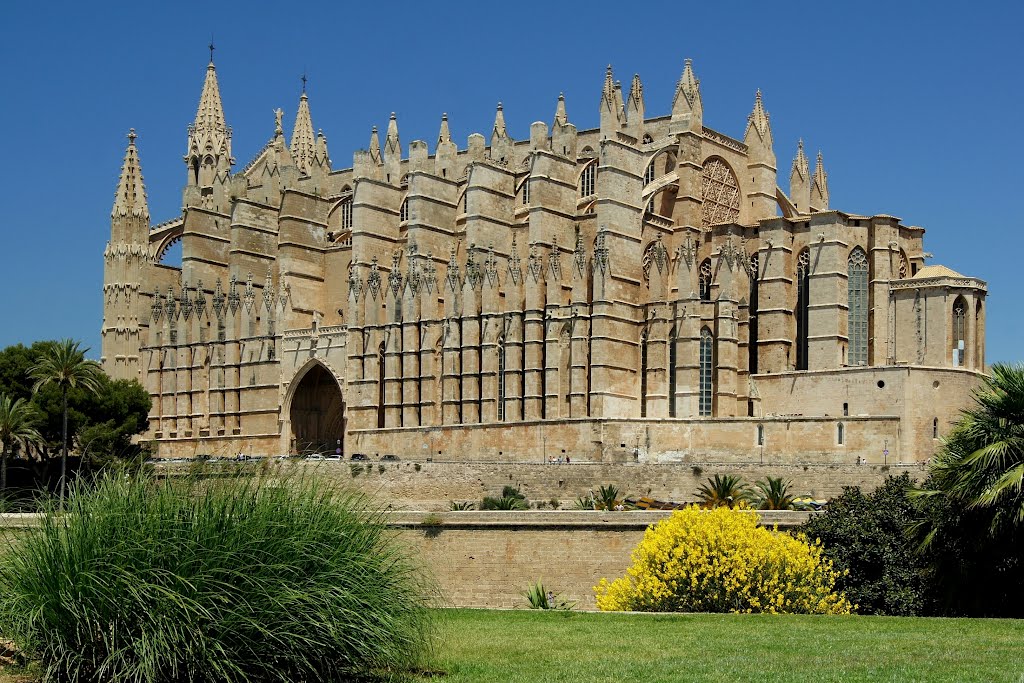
[
  {"left": 749, "top": 477, "right": 795, "bottom": 510},
  {"left": 696, "top": 474, "right": 750, "bottom": 508},
  {"left": 915, "top": 363, "right": 1024, "bottom": 537},
  {"left": 28, "top": 340, "right": 105, "bottom": 506},
  {"left": 0, "top": 394, "right": 44, "bottom": 493}
]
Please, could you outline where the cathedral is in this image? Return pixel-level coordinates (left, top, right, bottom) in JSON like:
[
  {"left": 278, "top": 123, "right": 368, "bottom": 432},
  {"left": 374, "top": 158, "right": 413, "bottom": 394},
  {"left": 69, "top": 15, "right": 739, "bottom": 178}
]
[{"left": 101, "top": 56, "right": 989, "bottom": 464}]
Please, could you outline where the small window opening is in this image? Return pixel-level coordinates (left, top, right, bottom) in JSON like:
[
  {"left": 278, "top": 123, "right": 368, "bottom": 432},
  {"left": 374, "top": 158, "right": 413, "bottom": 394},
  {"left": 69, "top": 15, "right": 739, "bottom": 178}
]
[{"left": 837, "top": 422, "right": 845, "bottom": 445}]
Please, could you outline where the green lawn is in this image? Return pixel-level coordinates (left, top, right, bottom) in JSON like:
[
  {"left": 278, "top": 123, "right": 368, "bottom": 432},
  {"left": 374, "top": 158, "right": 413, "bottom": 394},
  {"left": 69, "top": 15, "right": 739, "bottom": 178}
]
[{"left": 425, "top": 609, "right": 1024, "bottom": 683}]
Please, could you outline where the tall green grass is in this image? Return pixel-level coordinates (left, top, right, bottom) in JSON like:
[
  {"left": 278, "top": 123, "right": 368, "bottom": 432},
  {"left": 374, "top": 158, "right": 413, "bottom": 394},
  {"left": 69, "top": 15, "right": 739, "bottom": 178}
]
[{"left": 0, "top": 472, "right": 432, "bottom": 682}]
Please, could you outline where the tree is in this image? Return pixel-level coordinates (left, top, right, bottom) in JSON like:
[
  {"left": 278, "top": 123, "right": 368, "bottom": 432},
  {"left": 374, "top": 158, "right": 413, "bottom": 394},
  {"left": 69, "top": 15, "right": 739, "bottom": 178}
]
[
  {"left": 28, "top": 340, "right": 105, "bottom": 505},
  {"left": 749, "top": 477, "right": 795, "bottom": 510},
  {"left": 0, "top": 394, "right": 43, "bottom": 493},
  {"left": 802, "top": 474, "right": 930, "bottom": 615},
  {"left": 909, "top": 363, "right": 1024, "bottom": 617},
  {"left": 915, "top": 363, "right": 1024, "bottom": 535},
  {"left": 696, "top": 474, "right": 750, "bottom": 508}
]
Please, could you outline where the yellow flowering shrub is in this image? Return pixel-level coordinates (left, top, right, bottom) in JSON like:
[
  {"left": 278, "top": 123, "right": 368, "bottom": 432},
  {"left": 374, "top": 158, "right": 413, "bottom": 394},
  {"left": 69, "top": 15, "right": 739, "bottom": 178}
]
[{"left": 595, "top": 505, "right": 853, "bottom": 614}]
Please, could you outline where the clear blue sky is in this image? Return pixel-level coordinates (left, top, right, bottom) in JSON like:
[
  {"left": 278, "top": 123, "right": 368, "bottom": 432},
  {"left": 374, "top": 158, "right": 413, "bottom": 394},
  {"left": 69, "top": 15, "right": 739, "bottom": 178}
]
[{"left": 0, "top": 0, "right": 1020, "bottom": 364}]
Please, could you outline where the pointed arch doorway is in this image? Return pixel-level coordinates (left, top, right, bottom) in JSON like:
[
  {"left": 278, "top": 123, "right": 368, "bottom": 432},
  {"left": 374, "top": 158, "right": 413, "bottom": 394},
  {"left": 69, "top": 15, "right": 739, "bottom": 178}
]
[{"left": 286, "top": 361, "right": 346, "bottom": 456}]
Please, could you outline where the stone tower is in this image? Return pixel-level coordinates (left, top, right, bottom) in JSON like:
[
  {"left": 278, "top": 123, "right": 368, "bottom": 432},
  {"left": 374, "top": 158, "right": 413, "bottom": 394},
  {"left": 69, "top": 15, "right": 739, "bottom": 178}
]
[{"left": 101, "top": 129, "right": 150, "bottom": 380}]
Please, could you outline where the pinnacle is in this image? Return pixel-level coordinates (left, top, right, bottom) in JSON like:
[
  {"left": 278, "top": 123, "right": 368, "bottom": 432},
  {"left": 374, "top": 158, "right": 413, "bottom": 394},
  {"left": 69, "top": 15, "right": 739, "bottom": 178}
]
[
  {"left": 290, "top": 88, "right": 316, "bottom": 174},
  {"left": 746, "top": 89, "right": 772, "bottom": 144},
  {"left": 112, "top": 129, "right": 149, "bottom": 220}
]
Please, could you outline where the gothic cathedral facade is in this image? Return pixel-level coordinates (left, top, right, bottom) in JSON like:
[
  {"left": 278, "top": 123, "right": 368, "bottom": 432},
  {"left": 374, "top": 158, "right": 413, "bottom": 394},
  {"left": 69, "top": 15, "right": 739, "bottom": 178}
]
[{"left": 102, "top": 57, "right": 988, "bottom": 463}]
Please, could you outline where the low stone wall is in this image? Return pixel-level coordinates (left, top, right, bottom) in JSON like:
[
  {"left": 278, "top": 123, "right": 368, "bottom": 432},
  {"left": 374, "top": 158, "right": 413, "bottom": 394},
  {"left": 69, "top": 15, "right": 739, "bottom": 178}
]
[
  {"left": 390, "top": 510, "right": 811, "bottom": 609},
  {"left": 1, "top": 510, "right": 812, "bottom": 611},
  {"left": 293, "top": 459, "right": 916, "bottom": 511}
]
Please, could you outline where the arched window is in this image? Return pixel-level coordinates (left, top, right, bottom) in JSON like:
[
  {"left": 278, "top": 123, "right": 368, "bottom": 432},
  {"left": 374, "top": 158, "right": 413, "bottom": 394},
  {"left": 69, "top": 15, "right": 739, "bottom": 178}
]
[
  {"left": 699, "top": 259, "right": 713, "bottom": 301},
  {"left": 796, "top": 249, "right": 811, "bottom": 370},
  {"left": 975, "top": 300, "right": 984, "bottom": 370},
  {"left": 748, "top": 253, "right": 759, "bottom": 375},
  {"left": 643, "top": 160, "right": 656, "bottom": 186},
  {"left": 952, "top": 297, "right": 966, "bottom": 367},
  {"left": 642, "top": 133, "right": 653, "bottom": 144},
  {"left": 377, "top": 342, "right": 386, "bottom": 428},
  {"left": 339, "top": 197, "right": 353, "bottom": 230},
  {"left": 699, "top": 327, "right": 714, "bottom": 416},
  {"left": 837, "top": 422, "right": 845, "bottom": 446},
  {"left": 700, "top": 156, "right": 741, "bottom": 228},
  {"left": 399, "top": 198, "right": 409, "bottom": 222},
  {"left": 497, "top": 335, "right": 506, "bottom": 422},
  {"left": 757, "top": 424, "right": 765, "bottom": 446},
  {"left": 521, "top": 179, "right": 530, "bottom": 206},
  {"left": 580, "top": 162, "right": 596, "bottom": 198},
  {"left": 848, "top": 247, "right": 869, "bottom": 367},
  {"left": 933, "top": 417, "right": 939, "bottom": 439}
]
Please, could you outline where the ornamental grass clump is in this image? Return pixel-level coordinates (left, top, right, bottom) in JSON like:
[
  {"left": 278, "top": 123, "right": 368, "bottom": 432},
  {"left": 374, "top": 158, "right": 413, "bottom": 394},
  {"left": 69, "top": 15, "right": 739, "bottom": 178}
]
[
  {"left": 595, "top": 504, "right": 852, "bottom": 614},
  {"left": 0, "top": 472, "right": 432, "bottom": 683}
]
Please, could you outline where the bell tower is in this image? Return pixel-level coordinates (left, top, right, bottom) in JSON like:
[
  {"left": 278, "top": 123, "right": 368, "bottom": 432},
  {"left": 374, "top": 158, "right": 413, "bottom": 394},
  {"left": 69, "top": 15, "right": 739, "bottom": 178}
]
[{"left": 101, "top": 129, "right": 150, "bottom": 381}]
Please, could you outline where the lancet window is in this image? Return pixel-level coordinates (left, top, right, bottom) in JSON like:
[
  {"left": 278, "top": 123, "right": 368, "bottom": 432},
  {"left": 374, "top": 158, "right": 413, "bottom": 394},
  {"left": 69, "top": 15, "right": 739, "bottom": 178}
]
[
  {"left": 748, "top": 252, "right": 759, "bottom": 374},
  {"left": 580, "top": 162, "right": 596, "bottom": 198},
  {"left": 952, "top": 297, "right": 966, "bottom": 367},
  {"left": 699, "top": 327, "right": 714, "bottom": 417},
  {"left": 848, "top": 247, "right": 869, "bottom": 366},
  {"left": 796, "top": 249, "right": 811, "bottom": 371},
  {"left": 699, "top": 259, "right": 713, "bottom": 301}
]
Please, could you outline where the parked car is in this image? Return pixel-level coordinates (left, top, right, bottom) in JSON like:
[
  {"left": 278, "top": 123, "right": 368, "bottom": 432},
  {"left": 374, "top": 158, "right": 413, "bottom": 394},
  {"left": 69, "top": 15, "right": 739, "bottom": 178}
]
[
  {"left": 381, "top": 454, "right": 400, "bottom": 462},
  {"left": 305, "top": 454, "right": 325, "bottom": 461},
  {"left": 350, "top": 453, "right": 369, "bottom": 461}
]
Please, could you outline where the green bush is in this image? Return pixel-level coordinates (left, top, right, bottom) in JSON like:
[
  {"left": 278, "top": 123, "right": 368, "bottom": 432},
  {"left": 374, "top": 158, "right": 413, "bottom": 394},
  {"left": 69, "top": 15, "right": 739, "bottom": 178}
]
[
  {"left": 801, "top": 473, "right": 930, "bottom": 615},
  {"left": 0, "top": 473, "right": 432, "bottom": 682}
]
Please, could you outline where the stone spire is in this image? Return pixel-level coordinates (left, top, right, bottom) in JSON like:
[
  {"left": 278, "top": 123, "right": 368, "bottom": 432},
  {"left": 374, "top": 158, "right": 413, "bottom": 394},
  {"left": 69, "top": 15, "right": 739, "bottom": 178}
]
[
  {"left": 368, "top": 125, "right": 382, "bottom": 165},
  {"left": 789, "top": 139, "right": 810, "bottom": 213},
  {"left": 384, "top": 113, "right": 401, "bottom": 183},
  {"left": 744, "top": 90, "right": 777, "bottom": 221},
  {"left": 290, "top": 83, "right": 316, "bottom": 175},
  {"left": 811, "top": 151, "right": 829, "bottom": 211},
  {"left": 314, "top": 129, "right": 330, "bottom": 170},
  {"left": 671, "top": 58, "right": 702, "bottom": 133},
  {"left": 625, "top": 74, "right": 645, "bottom": 140},
  {"left": 112, "top": 129, "right": 149, "bottom": 221},
  {"left": 438, "top": 112, "right": 452, "bottom": 146},
  {"left": 553, "top": 92, "right": 567, "bottom": 128},
  {"left": 599, "top": 64, "right": 625, "bottom": 137},
  {"left": 744, "top": 89, "right": 773, "bottom": 150},
  {"left": 384, "top": 112, "right": 400, "bottom": 159},
  {"left": 490, "top": 102, "right": 513, "bottom": 163},
  {"left": 184, "top": 52, "right": 233, "bottom": 209},
  {"left": 435, "top": 113, "right": 457, "bottom": 178}
]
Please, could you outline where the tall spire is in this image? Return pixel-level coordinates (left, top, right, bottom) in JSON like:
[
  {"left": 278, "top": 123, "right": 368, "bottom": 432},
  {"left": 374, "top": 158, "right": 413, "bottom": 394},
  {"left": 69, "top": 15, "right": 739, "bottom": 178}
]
[
  {"left": 811, "top": 151, "right": 829, "bottom": 211},
  {"left": 744, "top": 89, "right": 773, "bottom": 149},
  {"left": 553, "top": 93, "right": 568, "bottom": 128},
  {"left": 791, "top": 139, "right": 809, "bottom": 179},
  {"left": 185, "top": 49, "right": 233, "bottom": 207},
  {"left": 290, "top": 79, "right": 316, "bottom": 174},
  {"left": 599, "top": 64, "right": 624, "bottom": 137},
  {"left": 625, "top": 74, "right": 645, "bottom": 141},
  {"left": 437, "top": 112, "right": 451, "bottom": 145},
  {"left": 368, "top": 125, "right": 382, "bottom": 165},
  {"left": 384, "top": 113, "right": 400, "bottom": 160},
  {"left": 789, "top": 139, "right": 810, "bottom": 213},
  {"left": 112, "top": 129, "right": 149, "bottom": 220},
  {"left": 492, "top": 102, "right": 507, "bottom": 139},
  {"left": 193, "top": 59, "right": 227, "bottom": 138},
  {"left": 671, "top": 58, "right": 702, "bottom": 134}
]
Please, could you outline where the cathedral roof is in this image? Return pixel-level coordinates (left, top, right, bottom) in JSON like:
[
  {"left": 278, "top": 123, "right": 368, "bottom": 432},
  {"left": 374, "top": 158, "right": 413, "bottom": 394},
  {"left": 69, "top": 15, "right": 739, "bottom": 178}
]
[{"left": 912, "top": 264, "right": 965, "bottom": 279}]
